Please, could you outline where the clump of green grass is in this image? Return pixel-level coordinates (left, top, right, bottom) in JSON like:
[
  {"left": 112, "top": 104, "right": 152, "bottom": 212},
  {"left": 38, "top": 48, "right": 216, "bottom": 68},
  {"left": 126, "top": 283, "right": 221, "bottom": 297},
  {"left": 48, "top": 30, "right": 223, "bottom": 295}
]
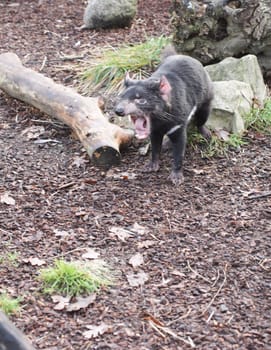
[
  {"left": 79, "top": 35, "right": 170, "bottom": 95},
  {"left": 188, "top": 128, "right": 247, "bottom": 158},
  {"left": 38, "top": 259, "right": 114, "bottom": 297},
  {"left": 0, "top": 293, "right": 21, "bottom": 315},
  {"left": 188, "top": 97, "right": 271, "bottom": 157},
  {"left": 245, "top": 98, "right": 271, "bottom": 134},
  {"left": 0, "top": 251, "right": 20, "bottom": 267},
  {"left": 201, "top": 134, "right": 247, "bottom": 158}
]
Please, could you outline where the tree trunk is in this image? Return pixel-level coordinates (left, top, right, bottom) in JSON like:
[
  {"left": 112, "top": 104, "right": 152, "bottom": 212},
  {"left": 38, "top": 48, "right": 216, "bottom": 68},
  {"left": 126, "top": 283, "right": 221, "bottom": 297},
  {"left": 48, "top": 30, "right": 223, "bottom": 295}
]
[
  {"left": 171, "top": 0, "right": 271, "bottom": 76},
  {"left": 0, "top": 311, "right": 36, "bottom": 350},
  {"left": 0, "top": 52, "right": 134, "bottom": 167}
]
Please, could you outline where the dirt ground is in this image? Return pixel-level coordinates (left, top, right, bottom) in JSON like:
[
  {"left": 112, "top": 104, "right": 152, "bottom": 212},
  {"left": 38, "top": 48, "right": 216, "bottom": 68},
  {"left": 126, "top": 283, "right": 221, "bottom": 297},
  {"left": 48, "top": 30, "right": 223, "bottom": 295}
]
[{"left": 0, "top": 1, "right": 271, "bottom": 349}]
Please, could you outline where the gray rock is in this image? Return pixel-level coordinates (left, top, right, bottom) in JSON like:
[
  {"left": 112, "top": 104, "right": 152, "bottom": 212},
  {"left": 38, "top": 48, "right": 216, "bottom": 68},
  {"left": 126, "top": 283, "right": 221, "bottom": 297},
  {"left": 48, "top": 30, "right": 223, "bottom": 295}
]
[
  {"left": 205, "top": 55, "right": 267, "bottom": 106},
  {"left": 83, "top": 0, "right": 137, "bottom": 30},
  {"left": 207, "top": 80, "right": 254, "bottom": 134},
  {"left": 171, "top": 0, "right": 271, "bottom": 76}
]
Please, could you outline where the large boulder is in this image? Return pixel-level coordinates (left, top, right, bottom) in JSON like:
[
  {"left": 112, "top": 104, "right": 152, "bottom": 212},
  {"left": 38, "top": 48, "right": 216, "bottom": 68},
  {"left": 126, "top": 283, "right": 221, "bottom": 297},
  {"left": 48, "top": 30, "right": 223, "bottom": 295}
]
[
  {"left": 205, "top": 55, "right": 267, "bottom": 106},
  {"left": 205, "top": 54, "right": 267, "bottom": 134},
  {"left": 171, "top": 0, "right": 271, "bottom": 76},
  {"left": 207, "top": 80, "right": 254, "bottom": 134},
  {"left": 82, "top": 0, "right": 137, "bottom": 30}
]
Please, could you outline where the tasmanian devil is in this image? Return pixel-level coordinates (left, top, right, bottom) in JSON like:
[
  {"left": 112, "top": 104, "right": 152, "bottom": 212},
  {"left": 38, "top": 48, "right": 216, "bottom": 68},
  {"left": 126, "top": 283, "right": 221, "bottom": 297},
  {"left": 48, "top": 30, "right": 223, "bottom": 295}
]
[{"left": 114, "top": 47, "right": 214, "bottom": 185}]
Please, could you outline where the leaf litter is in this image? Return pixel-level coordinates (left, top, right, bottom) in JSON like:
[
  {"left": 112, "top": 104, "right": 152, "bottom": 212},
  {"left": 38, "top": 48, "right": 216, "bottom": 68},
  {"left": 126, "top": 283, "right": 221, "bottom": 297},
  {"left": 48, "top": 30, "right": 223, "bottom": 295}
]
[{"left": 1, "top": 0, "right": 271, "bottom": 349}]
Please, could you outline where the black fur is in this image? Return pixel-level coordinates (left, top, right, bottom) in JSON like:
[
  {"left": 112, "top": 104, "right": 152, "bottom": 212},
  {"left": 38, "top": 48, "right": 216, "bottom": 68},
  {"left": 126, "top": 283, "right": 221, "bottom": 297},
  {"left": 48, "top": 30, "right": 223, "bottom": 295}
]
[{"left": 115, "top": 48, "right": 214, "bottom": 185}]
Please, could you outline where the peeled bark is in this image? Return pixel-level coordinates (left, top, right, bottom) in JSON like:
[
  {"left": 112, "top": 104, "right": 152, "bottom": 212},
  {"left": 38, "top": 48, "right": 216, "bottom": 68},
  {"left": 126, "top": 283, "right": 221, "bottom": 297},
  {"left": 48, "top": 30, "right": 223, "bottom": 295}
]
[
  {"left": 172, "top": 0, "right": 271, "bottom": 75},
  {"left": 0, "top": 52, "right": 134, "bottom": 167},
  {"left": 0, "top": 311, "right": 36, "bottom": 350}
]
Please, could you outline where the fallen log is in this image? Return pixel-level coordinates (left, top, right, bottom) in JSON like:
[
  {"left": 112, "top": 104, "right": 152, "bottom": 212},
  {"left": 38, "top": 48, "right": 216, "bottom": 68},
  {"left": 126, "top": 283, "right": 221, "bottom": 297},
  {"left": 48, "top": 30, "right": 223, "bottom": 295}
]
[
  {"left": 0, "top": 311, "right": 36, "bottom": 350},
  {"left": 0, "top": 52, "right": 134, "bottom": 167}
]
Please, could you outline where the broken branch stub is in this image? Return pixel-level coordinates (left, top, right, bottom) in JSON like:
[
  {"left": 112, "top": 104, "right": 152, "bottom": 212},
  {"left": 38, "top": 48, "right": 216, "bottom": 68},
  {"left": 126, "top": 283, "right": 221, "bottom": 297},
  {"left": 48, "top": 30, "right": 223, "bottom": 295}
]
[{"left": 0, "top": 52, "right": 134, "bottom": 167}]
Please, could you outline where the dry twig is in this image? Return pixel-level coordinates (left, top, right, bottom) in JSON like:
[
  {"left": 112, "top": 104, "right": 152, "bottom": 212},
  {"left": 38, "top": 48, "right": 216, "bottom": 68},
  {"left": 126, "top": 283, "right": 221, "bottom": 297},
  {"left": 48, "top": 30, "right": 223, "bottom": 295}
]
[
  {"left": 39, "top": 56, "right": 47, "bottom": 72},
  {"left": 187, "top": 260, "right": 211, "bottom": 283},
  {"left": 259, "top": 258, "right": 271, "bottom": 270},
  {"left": 201, "top": 264, "right": 228, "bottom": 316},
  {"left": 248, "top": 191, "right": 271, "bottom": 199},
  {"left": 143, "top": 313, "right": 196, "bottom": 348}
]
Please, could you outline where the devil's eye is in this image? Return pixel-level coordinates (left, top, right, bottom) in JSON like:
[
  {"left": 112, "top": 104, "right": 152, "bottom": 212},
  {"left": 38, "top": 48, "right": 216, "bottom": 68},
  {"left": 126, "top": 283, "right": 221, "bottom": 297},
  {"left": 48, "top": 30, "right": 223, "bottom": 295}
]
[{"left": 136, "top": 98, "right": 147, "bottom": 105}]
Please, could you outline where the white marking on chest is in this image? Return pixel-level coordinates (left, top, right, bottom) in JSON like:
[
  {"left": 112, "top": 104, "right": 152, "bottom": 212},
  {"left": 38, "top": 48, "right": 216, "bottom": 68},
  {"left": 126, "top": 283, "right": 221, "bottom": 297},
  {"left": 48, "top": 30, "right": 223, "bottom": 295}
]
[
  {"left": 187, "top": 105, "right": 197, "bottom": 122},
  {"left": 166, "top": 105, "right": 197, "bottom": 136},
  {"left": 166, "top": 124, "right": 181, "bottom": 136}
]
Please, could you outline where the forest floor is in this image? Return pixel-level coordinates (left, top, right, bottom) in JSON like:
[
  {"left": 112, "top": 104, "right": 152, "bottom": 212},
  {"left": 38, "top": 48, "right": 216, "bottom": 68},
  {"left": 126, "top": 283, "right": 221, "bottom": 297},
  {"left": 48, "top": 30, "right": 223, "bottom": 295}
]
[{"left": 0, "top": 1, "right": 270, "bottom": 349}]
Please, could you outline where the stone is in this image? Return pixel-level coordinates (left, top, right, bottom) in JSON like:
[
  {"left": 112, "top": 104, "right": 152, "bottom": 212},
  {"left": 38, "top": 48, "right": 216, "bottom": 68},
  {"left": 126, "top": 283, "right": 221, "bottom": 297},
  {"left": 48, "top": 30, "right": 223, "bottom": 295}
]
[
  {"left": 205, "top": 55, "right": 267, "bottom": 106},
  {"left": 82, "top": 0, "right": 137, "bottom": 30},
  {"left": 207, "top": 80, "right": 254, "bottom": 134},
  {"left": 171, "top": 0, "right": 271, "bottom": 76}
]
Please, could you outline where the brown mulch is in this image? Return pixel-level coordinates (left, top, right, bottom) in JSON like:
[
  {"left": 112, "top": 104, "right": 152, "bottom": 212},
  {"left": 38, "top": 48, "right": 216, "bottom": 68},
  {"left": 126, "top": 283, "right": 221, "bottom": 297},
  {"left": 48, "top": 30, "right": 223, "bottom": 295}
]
[{"left": 0, "top": 1, "right": 271, "bottom": 350}]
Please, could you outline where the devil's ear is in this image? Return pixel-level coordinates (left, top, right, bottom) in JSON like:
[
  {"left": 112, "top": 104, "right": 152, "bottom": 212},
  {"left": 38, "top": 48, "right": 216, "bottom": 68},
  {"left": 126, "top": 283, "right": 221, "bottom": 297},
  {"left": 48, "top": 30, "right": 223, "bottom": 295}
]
[
  {"left": 124, "top": 72, "right": 136, "bottom": 87},
  {"left": 159, "top": 75, "right": 172, "bottom": 96},
  {"left": 147, "top": 78, "right": 161, "bottom": 90},
  {"left": 159, "top": 75, "right": 172, "bottom": 104},
  {"left": 147, "top": 75, "right": 172, "bottom": 96}
]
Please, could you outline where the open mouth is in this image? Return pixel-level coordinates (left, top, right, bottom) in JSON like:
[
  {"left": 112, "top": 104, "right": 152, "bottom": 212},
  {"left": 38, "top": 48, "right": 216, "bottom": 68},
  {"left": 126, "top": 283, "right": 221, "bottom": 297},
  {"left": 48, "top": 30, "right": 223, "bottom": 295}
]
[{"left": 130, "top": 115, "right": 151, "bottom": 140}]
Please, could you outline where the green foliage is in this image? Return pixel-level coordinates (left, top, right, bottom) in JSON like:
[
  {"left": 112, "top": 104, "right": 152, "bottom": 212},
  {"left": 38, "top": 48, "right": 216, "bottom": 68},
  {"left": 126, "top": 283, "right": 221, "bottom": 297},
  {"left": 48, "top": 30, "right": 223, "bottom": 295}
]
[
  {"left": 189, "top": 98, "right": 271, "bottom": 158},
  {"left": 201, "top": 134, "right": 246, "bottom": 158},
  {"left": 245, "top": 98, "right": 271, "bottom": 134},
  {"left": 0, "top": 251, "right": 19, "bottom": 267},
  {"left": 188, "top": 128, "right": 247, "bottom": 158},
  {"left": 38, "top": 259, "right": 113, "bottom": 297},
  {"left": 79, "top": 35, "right": 171, "bottom": 95},
  {"left": 0, "top": 293, "right": 21, "bottom": 315}
]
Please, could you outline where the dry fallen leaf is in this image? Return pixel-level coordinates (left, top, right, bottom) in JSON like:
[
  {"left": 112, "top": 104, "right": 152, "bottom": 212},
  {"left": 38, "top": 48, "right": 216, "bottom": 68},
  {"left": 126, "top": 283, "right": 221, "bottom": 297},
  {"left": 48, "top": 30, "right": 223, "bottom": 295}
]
[
  {"left": 109, "top": 226, "right": 133, "bottom": 241},
  {"left": 53, "top": 229, "right": 70, "bottom": 237},
  {"left": 82, "top": 248, "right": 100, "bottom": 260},
  {"left": 83, "top": 322, "right": 110, "bottom": 339},
  {"left": 109, "top": 223, "right": 148, "bottom": 241},
  {"left": 72, "top": 155, "right": 87, "bottom": 168},
  {"left": 0, "top": 192, "right": 16, "bottom": 205},
  {"left": 123, "top": 327, "right": 136, "bottom": 337},
  {"left": 106, "top": 169, "right": 137, "bottom": 180},
  {"left": 0, "top": 123, "right": 9, "bottom": 130},
  {"left": 171, "top": 269, "right": 186, "bottom": 278},
  {"left": 51, "top": 295, "right": 71, "bottom": 311},
  {"left": 129, "top": 222, "right": 148, "bottom": 235},
  {"left": 21, "top": 125, "right": 45, "bottom": 140},
  {"left": 137, "top": 240, "right": 157, "bottom": 249},
  {"left": 126, "top": 271, "right": 149, "bottom": 287},
  {"left": 129, "top": 253, "right": 144, "bottom": 268},
  {"left": 214, "top": 128, "right": 230, "bottom": 141},
  {"left": 23, "top": 257, "right": 46, "bottom": 266},
  {"left": 192, "top": 168, "right": 205, "bottom": 175},
  {"left": 66, "top": 294, "right": 96, "bottom": 312}
]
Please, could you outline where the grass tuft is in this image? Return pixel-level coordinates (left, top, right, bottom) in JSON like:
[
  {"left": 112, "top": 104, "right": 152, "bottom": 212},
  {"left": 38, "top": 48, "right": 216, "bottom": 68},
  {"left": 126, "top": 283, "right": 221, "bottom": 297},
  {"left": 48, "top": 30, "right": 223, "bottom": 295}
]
[
  {"left": 38, "top": 259, "right": 114, "bottom": 297},
  {"left": 0, "top": 251, "right": 20, "bottom": 267},
  {"left": 188, "top": 128, "right": 247, "bottom": 158},
  {"left": 245, "top": 98, "right": 271, "bottom": 134},
  {"left": 0, "top": 293, "right": 21, "bottom": 315},
  {"left": 79, "top": 35, "right": 171, "bottom": 95},
  {"left": 189, "top": 98, "right": 271, "bottom": 157}
]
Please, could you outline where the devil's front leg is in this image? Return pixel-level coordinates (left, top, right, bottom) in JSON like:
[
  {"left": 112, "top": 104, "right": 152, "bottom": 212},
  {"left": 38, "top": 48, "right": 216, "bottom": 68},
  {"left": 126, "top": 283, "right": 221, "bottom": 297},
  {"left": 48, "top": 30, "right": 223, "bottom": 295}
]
[
  {"left": 143, "top": 131, "right": 164, "bottom": 172},
  {"left": 167, "top": 126, "right": 187, "bottom": 185}
]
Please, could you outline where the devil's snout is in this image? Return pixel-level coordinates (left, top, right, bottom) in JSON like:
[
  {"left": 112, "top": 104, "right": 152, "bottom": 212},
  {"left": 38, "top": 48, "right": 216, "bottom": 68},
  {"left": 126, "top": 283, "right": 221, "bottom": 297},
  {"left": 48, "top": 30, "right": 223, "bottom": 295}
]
[{"left": 115, "top": 105, "right": 125, "bottom": 116}]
